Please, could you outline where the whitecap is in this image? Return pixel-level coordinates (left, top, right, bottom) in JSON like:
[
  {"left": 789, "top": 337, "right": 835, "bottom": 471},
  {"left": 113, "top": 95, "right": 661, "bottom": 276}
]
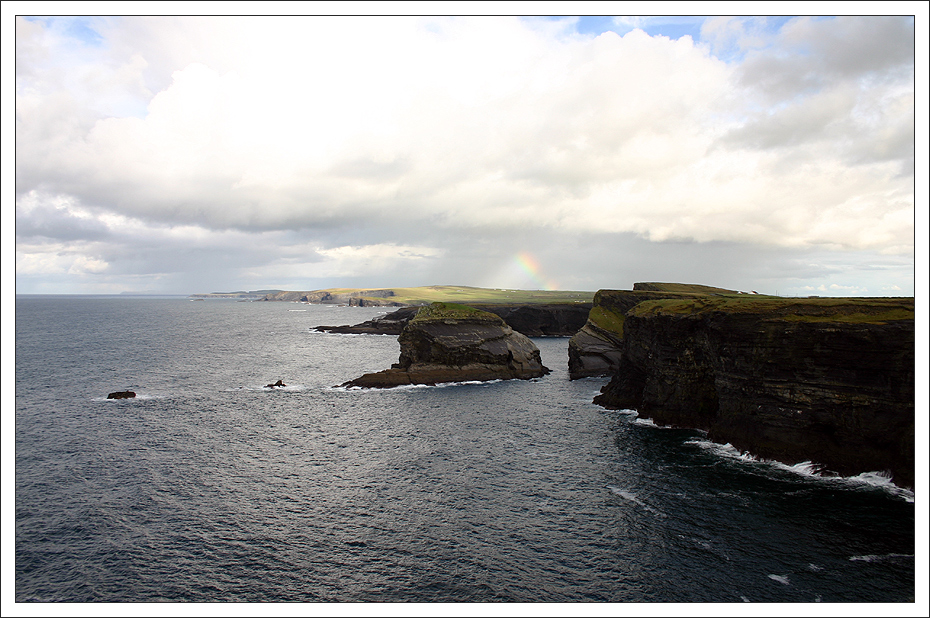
[
  {"left": 849, "top": 553, "right": 914, "bottom": 563},
  {"left": 768, "top": 574, "right": 790, "bottom": 585},
  {"left": 684, "top": 438, "right": 915, "bottom": 500},
  {"left": 606, "top": 485, "right": 668, "bottom": 518}
]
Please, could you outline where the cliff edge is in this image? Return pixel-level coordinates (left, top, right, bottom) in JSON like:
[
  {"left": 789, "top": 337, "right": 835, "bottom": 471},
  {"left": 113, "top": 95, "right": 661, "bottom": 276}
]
[
  {"left": 341, "top": 303, "right": 550, "bottom": 388},
  {"left": 593, "top": 296, "right": 915, "bottom": 488},
  {"left": 568, "top": 288, "right": 719, "bottom": 379}
]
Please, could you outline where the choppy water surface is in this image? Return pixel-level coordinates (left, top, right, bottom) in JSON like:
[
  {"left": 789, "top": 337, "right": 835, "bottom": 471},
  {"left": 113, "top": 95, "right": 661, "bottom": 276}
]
[{"left": 15, "top": 297, "right": 915, "bottom": 602}]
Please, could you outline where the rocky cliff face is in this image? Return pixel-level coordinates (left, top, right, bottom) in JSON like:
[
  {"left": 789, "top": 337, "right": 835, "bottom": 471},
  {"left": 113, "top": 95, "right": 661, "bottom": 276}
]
[
  {"left": 568, "top": 289, "right": 711, "bottom": 379},
  {"left": 593, "top": 297, "right": 915, "bottom": 489},
  {"left": 317, "top": 303, "right": 591, "bottom": 337},
  {"left": 341, "top": 303, "right": 550, "bottom": 388}
]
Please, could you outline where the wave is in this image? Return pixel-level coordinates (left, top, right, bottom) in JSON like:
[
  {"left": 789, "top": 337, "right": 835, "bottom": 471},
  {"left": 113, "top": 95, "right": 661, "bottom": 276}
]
[
  {"left": 684, "top": 439, "right": 915, "bottom": 501},
  {"left": 631, "top": 416, "right": 675, "bottom": 429},
  {"left": 849, "top": 553, "right": 914, "bottom": 563},
  {"left": 606, "top": 485, "right": 668, "bottom": 518},
  {"left": 768, "top": 574, "right": 791, "bottom": 585},
  {"left": 225, "top": 384, "right": 308, "bottom": 393},
  {"left": 337, "top": 379, "right": 504, "bottom": 392},
  {"left": 308, "top": 331, "right": 395, "bottom": 337}
]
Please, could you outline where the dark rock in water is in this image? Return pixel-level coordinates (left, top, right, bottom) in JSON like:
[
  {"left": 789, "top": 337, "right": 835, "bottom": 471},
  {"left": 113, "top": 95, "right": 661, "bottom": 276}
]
[
  {"left": 107, "top": 390, "right": 136, "bottom": 399},
  {"left": 341, "top": 303, "right": 550, "bottom": 389},
  {"left": 265, "top": 380, "right": 286, "bottom": 388},
  {"left": 592, "top": 295, "right": 915, "bottom": 489}
]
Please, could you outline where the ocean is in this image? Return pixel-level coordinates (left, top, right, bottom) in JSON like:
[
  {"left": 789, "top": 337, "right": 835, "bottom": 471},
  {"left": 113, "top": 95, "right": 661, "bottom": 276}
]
[{"left": 14, "top": 296, "right": 916, "bottom": 603}]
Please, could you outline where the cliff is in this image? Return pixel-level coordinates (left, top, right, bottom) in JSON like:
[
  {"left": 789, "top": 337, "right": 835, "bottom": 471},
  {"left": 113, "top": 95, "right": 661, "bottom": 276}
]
[
  {"left": 592, "top": 296, "right": 915, "bottom": 489},
  {"left": 317, "top": 303, "right": 592, "bottom": 337},
  {"left": 264, "top": 289, "right": 405, "bottom": 306},
  {"left": 568, "top": 289, "right": 720, "bottom": 379},
  {"left": 341, "top": 303, "right": 550, "bottom": 388}
]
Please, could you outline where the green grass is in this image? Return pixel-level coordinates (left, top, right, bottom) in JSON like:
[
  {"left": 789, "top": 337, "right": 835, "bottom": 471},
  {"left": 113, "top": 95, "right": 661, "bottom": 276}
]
[
  {"left": 411, "top": 302, "right": 502, "bottom": 323},
  {"left": 321, "top": 285, "right": 594, "bottom": 305},
  {"left": 587, "top": 304, "right": 627, "bottom": 336},
  {"left": 628, "top": 296, "right": 914, "bottom": 324},
  {"left": 632, "top": 282, "right": 738, "bottom": 294}
]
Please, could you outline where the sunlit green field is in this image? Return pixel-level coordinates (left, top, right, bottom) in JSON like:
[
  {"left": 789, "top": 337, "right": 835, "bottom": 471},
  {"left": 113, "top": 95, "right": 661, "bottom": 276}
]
[{"left": 318, "top": 285, "right": 595, "bottom": 305}]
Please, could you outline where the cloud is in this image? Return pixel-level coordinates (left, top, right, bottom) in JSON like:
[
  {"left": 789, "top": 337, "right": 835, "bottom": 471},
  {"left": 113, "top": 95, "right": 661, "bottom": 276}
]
[{"left": 13, "top": 16, "right": 916, "bottom": 294}]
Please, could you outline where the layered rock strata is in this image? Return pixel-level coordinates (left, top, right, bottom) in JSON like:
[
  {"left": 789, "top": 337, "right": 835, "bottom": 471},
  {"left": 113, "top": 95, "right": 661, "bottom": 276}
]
[
  {"left": 568, "top": 289, "right": 715, "bottom": 379},
  {"left": 593, "top": 296, "right": 915, "bottom": 489},
  {"left": 341, "top": 303, "right": 550, "bottom": 388},
  {"left": 317, "top": 303, "right": 591, "bottom": 337}
]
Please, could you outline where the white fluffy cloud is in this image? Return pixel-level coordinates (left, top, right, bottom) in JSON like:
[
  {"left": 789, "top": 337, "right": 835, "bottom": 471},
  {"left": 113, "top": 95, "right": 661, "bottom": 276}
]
[{"left": 14, "top": 15, "right": 917, "bottom": 294}]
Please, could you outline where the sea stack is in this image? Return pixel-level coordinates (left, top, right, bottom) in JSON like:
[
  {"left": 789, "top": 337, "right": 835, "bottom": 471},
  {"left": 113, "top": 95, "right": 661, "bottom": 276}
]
[{"left": 341, "top": 302, "right": 550, "bottom": 388}]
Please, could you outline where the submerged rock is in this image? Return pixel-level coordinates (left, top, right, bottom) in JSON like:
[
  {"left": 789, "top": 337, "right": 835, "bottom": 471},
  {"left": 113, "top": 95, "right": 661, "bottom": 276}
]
[
  {"left": 107, "top": 390, "right": 136, "bottom": 399},
  {"left": 341, "top": 303, "right": 550, "bottom": 388}
]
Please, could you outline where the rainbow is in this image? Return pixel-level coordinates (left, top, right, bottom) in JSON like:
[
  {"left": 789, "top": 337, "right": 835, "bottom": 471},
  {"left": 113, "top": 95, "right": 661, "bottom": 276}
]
[{"left": 514, "top": 252, "right": 558, "bottom": 291}]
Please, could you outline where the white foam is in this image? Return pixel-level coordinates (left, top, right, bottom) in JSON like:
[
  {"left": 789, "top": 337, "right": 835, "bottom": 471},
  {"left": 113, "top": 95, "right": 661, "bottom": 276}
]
[
  {"left": 341, "top": 379, "right": 504, "bottom": 392},
  {"left": 684, "top": 439, "right": 915, "bottom": 500},
  {"left": 629, "top": 414, "right": 677, "bottom": 429},
  {"left": 768, "top": 574, "right": 790, "bottom": 585},
  {"left": 225, "top": 384, "right": 307, "bottom": 393},
  {"left": 606, "top": 485, "right": 668, "bottom": 518},
  {"left": 849, "top": 553, "right": 914, "bottom": 563},
  {"left": 309, "top": 330, "right": 395, "bottom": 337}
]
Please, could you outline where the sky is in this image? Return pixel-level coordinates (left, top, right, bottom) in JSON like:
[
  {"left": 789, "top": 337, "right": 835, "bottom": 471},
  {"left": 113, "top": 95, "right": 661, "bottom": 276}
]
[{"left": 9, "top": 8, "right": 926, "bottom": 297}]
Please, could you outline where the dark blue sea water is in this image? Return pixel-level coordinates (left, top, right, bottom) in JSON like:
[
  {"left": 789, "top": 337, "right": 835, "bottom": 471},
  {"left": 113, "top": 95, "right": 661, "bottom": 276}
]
[{"left": 14, "top": 296, "right": 916, "bottom": 603}]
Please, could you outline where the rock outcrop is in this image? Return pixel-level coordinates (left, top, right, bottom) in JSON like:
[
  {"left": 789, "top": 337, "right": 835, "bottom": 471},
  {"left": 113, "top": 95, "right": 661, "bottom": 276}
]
[
  {"left": 315, "top": 307, "right": 420, "bottom": 335},
  {"left": 341, "top": 303, "right": 550, "bottom": 388},
  {"left": 592, "top": 296, "right": 915, "bottom": 489},
  {"left": 107, "top": 391, "right": 136, "bottom": 399},
  {"left": 317, "top": 303, "right": 591, "bottom": 337}
]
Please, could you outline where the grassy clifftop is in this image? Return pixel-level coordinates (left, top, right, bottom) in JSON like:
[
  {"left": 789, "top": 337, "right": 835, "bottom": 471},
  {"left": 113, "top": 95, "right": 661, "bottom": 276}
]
[
  {"left": 263, "top": 285, "right": 594, "bottom": 305},
  {"left": 632, "top": 282, "right": 738, "bottom": 294},
  {"left": 411, "top": 302, "right": 504, "bottom": 323},
  {"left": 628, "top": 296, "right": 915, "bottom": 324}
]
